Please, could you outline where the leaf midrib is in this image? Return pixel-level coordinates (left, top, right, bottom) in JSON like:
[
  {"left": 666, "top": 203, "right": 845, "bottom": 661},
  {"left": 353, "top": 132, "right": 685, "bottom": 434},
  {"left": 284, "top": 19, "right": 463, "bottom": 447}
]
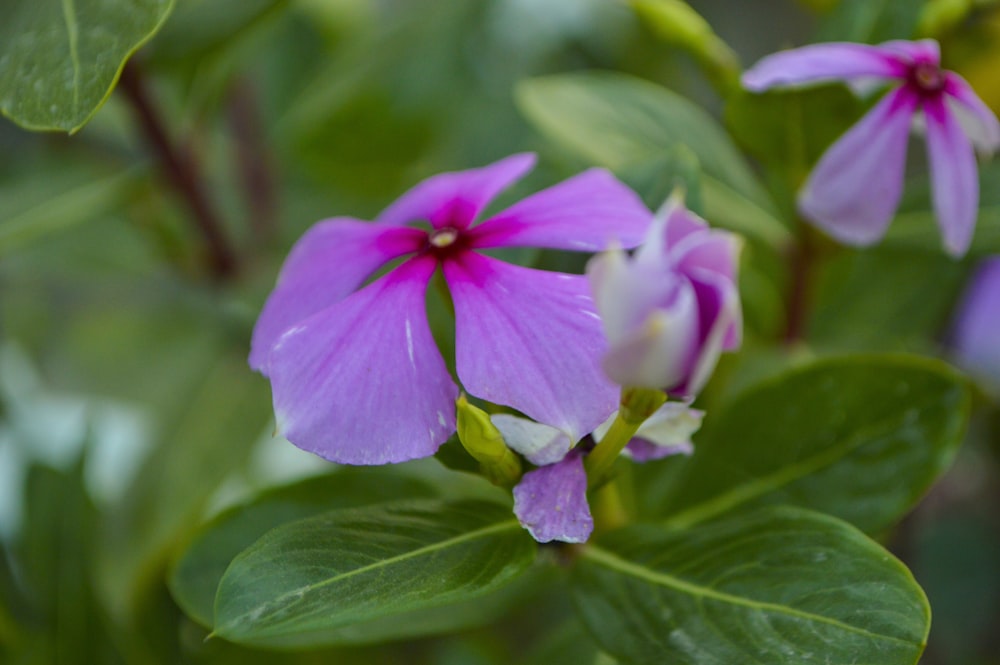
[
  {"left": 661, "top": 392, "right": 946, "bottom": 530},
  {"left": 218, "top": 517, "right": 521, "bottom": 631},
  {"left": 581, "top": 544, "right": 921, "bottom": 648}
]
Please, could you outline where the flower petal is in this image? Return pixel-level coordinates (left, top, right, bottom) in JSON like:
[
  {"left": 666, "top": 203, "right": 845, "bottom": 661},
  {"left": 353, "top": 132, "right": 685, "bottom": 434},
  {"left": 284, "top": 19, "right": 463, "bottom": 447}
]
[
  {"left": 468, "top": 169, "right": 650, "bottom": 251},
  {"left": 944, "top": 72, "right": 1000, "bottom": 155},
  {"left": 925, "top": 95, "right": 979, "bottom": 257},
  {"left": 879, "top": 39, "right": 940, "bottom": 65},
  {"left": 512, "top": 450, "right": 592, "bottom": 543},
  {"left": 268, "top": 257, "right": 458, "bottom": 465},
  {"left": 742, "top": 43, "right": 905, "bottom": 91},
  {"left": 491, "top": 414, "right": 573, "bottom": 466},
  {"left": 375, "top": 153, "right": 536, "bottom": 229},
  {"left": 593, "top": 402, "right": 701, "bottom": 462},
  {"left": 445, "top": 253, "right": 617, "bottom": 441},
  {"left": 680, "top": 272, "right": 741, "bottom": 396},
  {"left": 951, "top": 257, "right": 1000, "bottom": 389},
  {"left": 798, "top": 87, "right": 918, "bottom": 246},
  {"left": 249, "top": 219, "right": 424, "bottom": 373}
]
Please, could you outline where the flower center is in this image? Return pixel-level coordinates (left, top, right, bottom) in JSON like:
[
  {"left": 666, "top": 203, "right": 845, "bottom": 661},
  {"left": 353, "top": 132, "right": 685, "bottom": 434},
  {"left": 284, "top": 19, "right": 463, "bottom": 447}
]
[
  {"left": 909, "top": 61, "right": 945, "bottom": 95},
  {"left": 429, "top": 227, "right": 459, "bottom": 248}
]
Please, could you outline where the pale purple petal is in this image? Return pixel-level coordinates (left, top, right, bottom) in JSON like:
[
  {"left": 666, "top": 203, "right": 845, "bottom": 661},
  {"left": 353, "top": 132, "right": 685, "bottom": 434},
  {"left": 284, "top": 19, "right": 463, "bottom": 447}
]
[
  {"left": 445, "top": 253, "right": 617, "bottom": 442},
  {"left": 925, "top": 96, "right": 979, "bottom": 258},
  {"left": 592, "top": 402, "right": 701, "bottom": 462},
  {"left": 513, "top": 450, "right": 592, "bottom": 543},
  {"left": 249, "top": 220, "right": 425, "bottom": 373},
  {"left": 600, "top": 282, "right": 700, "bottom": 390},
  {"left": 468, "top": 169, "right": 650, "bottom": 251},
  {"left": 951, "top": 258, "right": 1000, "bottom": 388},
  {"left": 944, "top": 73, "right": 1000, "bottom": 154},
  {"left": 375, "top": 154, "right": 536, "bottom": 229},
  {"left": 742, "top": 43, "right": 906, "bottom": 91},
  {"left": 268, "top": 257, "right": 458, "bottom": 465},
  {"left": 624, "top": 438, "right": 693, "bottom": 462},
  {"left": 491, "top": 415, "right": 573, "bottom": 466},
  {"left": 879, "top": 39, "right": 940, "bottom": 65},
  {"left": 799, "top": 87, "right": 919, "bottom": 246}
]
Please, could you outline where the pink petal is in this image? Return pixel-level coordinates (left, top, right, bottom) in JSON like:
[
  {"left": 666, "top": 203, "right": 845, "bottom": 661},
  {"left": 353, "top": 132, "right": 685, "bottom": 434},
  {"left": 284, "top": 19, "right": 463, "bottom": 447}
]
[
  {"left": 925, "top": 95, "right": 979, "bottom": 257},
  {"left": 879, "top": 39, "right": 940, "bottom": 65},
  {"left": 468, "top": 169, "right": 650, "bottom": 251},
  {"left": 375, "top": 153, "right": 536, "bottom": 229},
  {"left": 249, "top": 220, "right": 425, "bottom": 373},
  {"left": 798, "top": 87, "right": 919, "bottom": 246},
  {"left": 268, "top": 257, "right": 458, "bottom": 465},
  {"left": 512, "top": 450, "right": 592, "bottom": 544},
  {"left": 742, "top": 43, "right": 906, "bottom": 91},
  {"left": 944, "top": 73, "right": 1000, "bottom": 154},
  {"left": 444, "top": 252, "right": 617, "bottom": 442}
]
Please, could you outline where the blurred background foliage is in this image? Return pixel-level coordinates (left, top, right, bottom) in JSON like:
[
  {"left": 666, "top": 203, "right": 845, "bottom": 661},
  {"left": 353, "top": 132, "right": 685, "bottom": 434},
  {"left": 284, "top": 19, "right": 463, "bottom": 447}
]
[{"left": 1, "top": 0, "right": 1000, "bottom": 663}]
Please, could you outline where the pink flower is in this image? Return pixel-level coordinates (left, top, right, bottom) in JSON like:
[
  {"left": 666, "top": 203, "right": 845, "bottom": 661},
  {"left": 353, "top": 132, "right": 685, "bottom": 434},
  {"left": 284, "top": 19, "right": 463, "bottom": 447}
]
[
  {"left": 586, "top": 197, "right": 741, "bottom": 397},
  {"left": 743, "top": 39, "right": 1000, "bottom": 257},
  {"left": 250, "top": 154, "right": 651, "bottom": 465}
]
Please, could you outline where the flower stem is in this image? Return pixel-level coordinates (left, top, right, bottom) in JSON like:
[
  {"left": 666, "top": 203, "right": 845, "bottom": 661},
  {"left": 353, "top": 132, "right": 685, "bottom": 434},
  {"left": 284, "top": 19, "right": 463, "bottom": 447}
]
[
  {"left": 586, "top": 387, "right": 666, "bottom": 488},
  {"left": 118, "top": 60, "right": 238, "bottom": 281}
]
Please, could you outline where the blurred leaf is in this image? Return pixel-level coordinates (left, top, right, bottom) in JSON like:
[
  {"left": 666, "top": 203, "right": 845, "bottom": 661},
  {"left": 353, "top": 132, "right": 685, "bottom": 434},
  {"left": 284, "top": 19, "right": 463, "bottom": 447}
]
[
  {"left": 516, "top": 72, "right": 791, "bottom": 250},
  {"left": 214, "top": 499, "right": 537, "bottom": 648},
  {"left": 818, "top": 0, "right": 928, "bottom": 42},
  {"left": 884, "top": 163, "right": 1000, "bottom": 256},
  {"left": 0, "top": 168, "right": 144, "bottom": 256},
  {"left": 145, "top": 0, "right": 288, "bottom": 66},
  {"left": 572, "top": 506, "right": 929, "bottom": 665},
  {"left": 170, "top": 469, "right": 440, "bottom": 627},
  {"left": 521, "top": 619, "right": 614, "bottom": 665},
  {"left": 628, "top": 0, "right": 740, "bottom": 89},
  {"left": 0, "top": 0, "right": 175, "bottom": 132},
  {"left": 97, "top": 351, "right": 272, "bottom": 620},
  {"left": 724, "top": 85, "right": 862, "bottom": 193},
  {"left": 12, "top": 464, "right": 122, "bottom": 664},
  {"left": 809, "top": 248, "right": 966, "bottom": 351},
  {"left": 638, "top": 355, "right": 969, "bottom": 533}
]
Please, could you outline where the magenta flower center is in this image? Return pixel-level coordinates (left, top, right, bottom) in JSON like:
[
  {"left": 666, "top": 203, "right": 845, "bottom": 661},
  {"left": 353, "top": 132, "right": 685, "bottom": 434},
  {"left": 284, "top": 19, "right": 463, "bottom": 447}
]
[
  {"left": 908, "top": 61, "right": 945, "bottom": 95},
  {"left": 424, "top": 226, "right": 468, "bottom": 259}
]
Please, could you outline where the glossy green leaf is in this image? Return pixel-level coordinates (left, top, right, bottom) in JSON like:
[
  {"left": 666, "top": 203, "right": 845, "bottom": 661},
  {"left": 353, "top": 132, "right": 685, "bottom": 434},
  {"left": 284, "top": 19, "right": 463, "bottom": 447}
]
[
  {"left": 639, "top": 355, "right": 969, "bottom": 533},
  {"left": 572, "top": 506, "right": 929, "bottom": 665},
  {"left": 169, "top": 469, "right": 440, "bottom": 627},
  {"left": 516, "top": 72, "right": 791, "bottom": 249},
  {"left": 0, "top": 0, "right": 175, "bottom": 132},
  {"left": 213, "top": 499, "right": 536, "bottom": 648}
]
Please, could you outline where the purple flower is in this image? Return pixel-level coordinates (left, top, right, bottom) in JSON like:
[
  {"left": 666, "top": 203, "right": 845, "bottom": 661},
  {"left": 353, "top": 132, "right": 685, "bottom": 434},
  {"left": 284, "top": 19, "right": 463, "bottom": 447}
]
[
  {"left": 586, "top": 197, "right": 741, "bottom": 397},
  {"left": 743, "top": 39, "right": 1000, "bottom": 257},
  {"left": 250, "top": 154, "right": 651, "bottom": 465},
  {"left": 951, "top": 257, "right": 1000, "bottom": 393},
  {"left": 505, "top": 402, "right": 700, "bottom": 543}
]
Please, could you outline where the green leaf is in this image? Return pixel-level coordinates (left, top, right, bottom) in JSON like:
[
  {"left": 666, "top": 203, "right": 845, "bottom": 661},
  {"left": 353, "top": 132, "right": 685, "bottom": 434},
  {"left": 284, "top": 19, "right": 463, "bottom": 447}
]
[
  {"left": 818, "top": 0, "right": 928, "bottom": 42},
  {"left": 169, "top": 468, "right": 440, "bottom": 627},
  {"left": 638, "top": 355, "right": 969, "bottom": 533},
  {"left": 0, "top": 0, "right": 175, "bottom": 132},
  {"left": 213, "top": 499, "right": 537, "bottom": 648},
  {"left": 96, "top": 351, "right": 273, "bottom": 620},
  {"left": 572, "top": 506, "right": 929, "bottom": 665},
  {"left": 515, "top": 72, "right": 791, "bottom": 249},
  {"left": 0, "top": 168, "right": 144, "bottom": 255}
]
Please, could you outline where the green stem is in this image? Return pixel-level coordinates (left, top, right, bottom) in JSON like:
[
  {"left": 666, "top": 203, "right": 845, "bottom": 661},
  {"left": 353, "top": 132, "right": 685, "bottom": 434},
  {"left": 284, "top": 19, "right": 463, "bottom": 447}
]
[{"left": 585, "top": 412, "right": 642, "bottom": 488}]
